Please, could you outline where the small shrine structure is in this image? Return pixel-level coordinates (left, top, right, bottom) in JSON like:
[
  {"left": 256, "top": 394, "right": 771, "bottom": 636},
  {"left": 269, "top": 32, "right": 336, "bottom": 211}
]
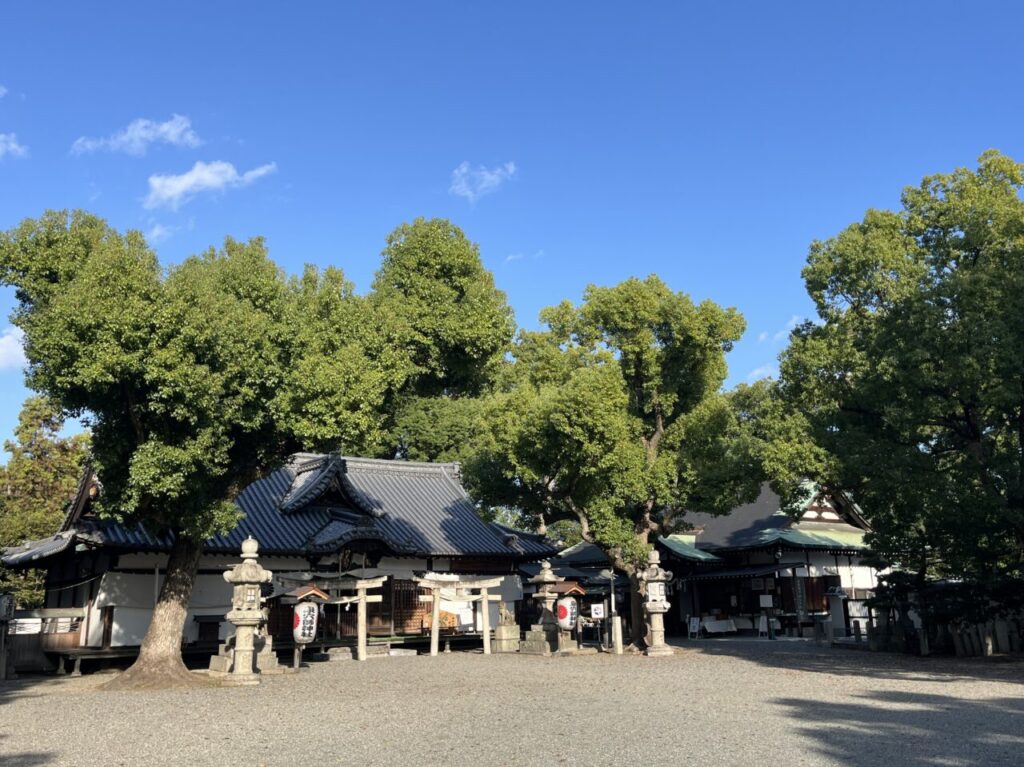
[{"left": 414, "top": 573, "right": 502, "bottom": 656}]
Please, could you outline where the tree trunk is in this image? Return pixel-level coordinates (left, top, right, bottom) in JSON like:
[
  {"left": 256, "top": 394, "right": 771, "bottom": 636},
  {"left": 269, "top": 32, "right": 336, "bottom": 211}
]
[
  {"left": 102, "top": 534, "right": 209, "bottom": 689},
  {"left": 629, "top": 526, "right": 653, "bottom": 650},
  {"left": 629, "top": 573, "right": 645, "bottom": 650}
]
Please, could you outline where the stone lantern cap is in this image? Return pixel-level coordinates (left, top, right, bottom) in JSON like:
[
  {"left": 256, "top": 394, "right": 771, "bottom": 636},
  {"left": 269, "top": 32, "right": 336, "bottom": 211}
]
[
  {"left": 240, "top": 536, "right": 259, "bottom": 560},
  {"left": 528, "top": 559, "right": 564, "bottom": 587},
  {"left": 224, "top": 537, "right": 273, "bottom": 586},
  {"left": 641, "top": 548, "right": 673, "bottom": 583}
]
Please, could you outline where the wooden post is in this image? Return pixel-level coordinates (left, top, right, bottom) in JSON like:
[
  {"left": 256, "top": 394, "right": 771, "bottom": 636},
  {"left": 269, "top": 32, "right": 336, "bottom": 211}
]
[
  {"left": 480, "top": 587, "right": 491, "bottom": 655},
  {"left": 430, "top": 588, "right": 441, "bottom": 657},
  {"left": 0, "top": 620, "right": 7, "bottom": 681},
  {"left": 356, "top": 587, "right": 367, "bottom": 661}
]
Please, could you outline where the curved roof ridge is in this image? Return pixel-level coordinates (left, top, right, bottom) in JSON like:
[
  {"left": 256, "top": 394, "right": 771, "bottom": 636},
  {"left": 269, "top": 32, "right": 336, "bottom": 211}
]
[{"left": 339, "top": 455, "right": 460, "bottom": 474}]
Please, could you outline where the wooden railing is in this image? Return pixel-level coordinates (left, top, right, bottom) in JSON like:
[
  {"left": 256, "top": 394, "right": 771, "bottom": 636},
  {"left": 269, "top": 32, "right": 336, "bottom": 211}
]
[{"left": 8, "top": 608, "right": 86, "bottom": 658}]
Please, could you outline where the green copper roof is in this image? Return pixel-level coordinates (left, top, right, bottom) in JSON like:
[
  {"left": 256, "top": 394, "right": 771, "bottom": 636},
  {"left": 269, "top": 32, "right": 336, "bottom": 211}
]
[
  {"left": 751, "top": 527, "right": 867, "bottom": 551},
  {"left": 659, "top": 534, "right": 722, "bottom": 562}
]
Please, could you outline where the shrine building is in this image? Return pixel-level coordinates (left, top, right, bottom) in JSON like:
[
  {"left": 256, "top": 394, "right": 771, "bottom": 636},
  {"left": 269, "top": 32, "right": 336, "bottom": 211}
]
[{"left": 1, "top": 453, "right": 556, "bottom": 665}]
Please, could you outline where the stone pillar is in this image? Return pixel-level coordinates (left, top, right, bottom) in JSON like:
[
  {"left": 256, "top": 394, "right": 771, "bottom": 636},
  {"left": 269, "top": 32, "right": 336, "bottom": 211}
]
[
  {"left": 640, "top": 549, "right": 673, "bottom": 657},
  {"left": 480, "top": 587, "right": 492, "bottom": 654},
  {"left": 430, "top": 588, "right": 441, "bottom": 657},
  {"left": 219, "top": 537, "right": 273, "bottom": 685},
  {"left": 356, "top": 586, "right": 367, "bottom": 661}
]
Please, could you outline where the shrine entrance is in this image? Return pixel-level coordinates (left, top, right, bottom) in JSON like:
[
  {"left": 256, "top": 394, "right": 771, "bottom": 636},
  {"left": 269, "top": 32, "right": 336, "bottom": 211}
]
[
  {"left": 325, "top": 574, "right": 389, "bottom": 661},
  {"left": 413, "top": 573, "right": 504, "bottom": 656}
]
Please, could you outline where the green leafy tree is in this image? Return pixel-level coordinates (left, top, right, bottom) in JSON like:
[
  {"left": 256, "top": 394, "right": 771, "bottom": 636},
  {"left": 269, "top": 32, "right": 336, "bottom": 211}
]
[
  {"left": 470, "top": 275, "right": 758, "bottom": 643},
  {"left": 1, "top": 211, "right": 291, "bottom": 687},
  {"left": 777, "top": 151, "right": 1024, "bottom": 588},
  {"left": 271, "top": 265, "right": 410, "bottom": 455},
  {"left": 369, "top": 218, "right": 516, "bottom": 466},
  {"left": 370, "top": 218, "right": 515, "bottom": 399},
  {"left": 0, "top": 397, "right": 90, "bottom": 606}
]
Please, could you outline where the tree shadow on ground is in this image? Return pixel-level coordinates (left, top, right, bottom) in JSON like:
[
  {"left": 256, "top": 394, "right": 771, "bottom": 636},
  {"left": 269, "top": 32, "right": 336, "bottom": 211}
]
[
  {"left": 0, "top": 751, "right": 55, "bottom": 767},
  {"left": 775, "top": 690, "right": 1024, "bottom": 767},
  {"left": 0, "top": 682, "right": 62, "bottom": 765},
  {"left": 0, "top": 675, "right": 71, "bottom": 711},
  {"left": 677, "top": 637, "right": 1024, "bottom": 683}
]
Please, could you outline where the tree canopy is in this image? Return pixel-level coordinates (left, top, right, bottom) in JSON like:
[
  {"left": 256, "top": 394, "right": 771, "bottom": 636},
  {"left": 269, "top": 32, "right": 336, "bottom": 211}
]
[
  {"left": 468, "top": 275, "right": 759, "bottom": 570},
  {"left": 776, "top": 151, "right": 1024, "bottom": 583},
  {"left": 370, "top": 217, "right": 515, "bottom": 399},
  {"left": 1, "top": 211, "right": 294, "bottom": 683},
  {"left": 0, "top": 397, "right": 89, "bottom": 606}
]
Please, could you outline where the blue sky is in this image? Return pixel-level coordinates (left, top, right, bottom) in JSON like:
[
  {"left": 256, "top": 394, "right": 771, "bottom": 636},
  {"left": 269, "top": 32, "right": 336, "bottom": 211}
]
[{"left": 1, "top": 2, "right": 1022, "bottom": 454}]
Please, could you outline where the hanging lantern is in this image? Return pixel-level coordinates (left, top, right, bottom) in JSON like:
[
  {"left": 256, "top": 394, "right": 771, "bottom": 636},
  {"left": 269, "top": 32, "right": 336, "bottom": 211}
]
[
  {"left": 293, "top": 601, "right": 319, "bottom": 644},
  {"left": 556, "top": 597, "right": 577, "bottom": 630}
]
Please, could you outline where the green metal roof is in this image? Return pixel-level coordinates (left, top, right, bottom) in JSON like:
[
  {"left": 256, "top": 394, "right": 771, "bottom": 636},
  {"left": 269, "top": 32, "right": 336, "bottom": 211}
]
[
  {"left": 749, "top": 527, "right": 867, "bottom": 551},
  {"left": 658, "top": 534, "right": 722, "bottom": 562}
]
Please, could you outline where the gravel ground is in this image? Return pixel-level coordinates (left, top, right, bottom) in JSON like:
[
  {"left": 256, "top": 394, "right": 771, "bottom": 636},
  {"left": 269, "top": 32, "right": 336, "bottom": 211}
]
[{"left": 1, "top": 639, "right": 1022, "bottom": 767}]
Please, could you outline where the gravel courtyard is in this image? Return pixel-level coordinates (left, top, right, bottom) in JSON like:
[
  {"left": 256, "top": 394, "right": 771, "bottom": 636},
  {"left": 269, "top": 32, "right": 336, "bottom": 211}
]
[{"left": 1, "top": 640, "right": 1022, "bottom": 767}]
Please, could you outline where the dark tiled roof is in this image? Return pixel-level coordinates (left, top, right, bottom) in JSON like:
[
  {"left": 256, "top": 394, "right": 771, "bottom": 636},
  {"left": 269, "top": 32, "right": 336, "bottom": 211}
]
[
  {"left": 489, "top": 523, "right": 559, "bottom": 557},
  {"left": 4, "top": 453, "right": 558, "bottom": 565},
  {"left": 1, "top": 532, "right": 76, "bottom": 567},
  {"left": 555, "top": 540, "right": 610, "bottom": 567},
  {"left": 682, "top": 483, "right": 867, "bottom": 551}
]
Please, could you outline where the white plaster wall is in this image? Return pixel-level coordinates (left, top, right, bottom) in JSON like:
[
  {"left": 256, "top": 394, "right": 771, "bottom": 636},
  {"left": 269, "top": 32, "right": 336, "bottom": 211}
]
[
  {"left": 115, "top": 552, "right": 309, "bottom": 572},
  {"left": 374, "top": 556, "right": 431, "bottom": 579},
  {"left": 110, "top": 607, "right": 152, "bottom": 646},
  {"left": 841, "top": 565, "right": 877, "bottom": 590},
  {"left": 93, "top": 571, "right": 239, "bottom": 646},
  {"left": 84, "top": 601, "right": 104, "bottom": 646}
]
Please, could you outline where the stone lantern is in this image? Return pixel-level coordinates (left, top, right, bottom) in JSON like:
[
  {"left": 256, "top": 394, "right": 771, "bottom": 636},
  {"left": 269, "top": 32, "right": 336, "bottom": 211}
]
[
  {"left": 520, "top": 559, "right": 562, "bottom": 655},
  {"left": 639, "top": 548, "right": 673, "bottom": 657},
  {"left": 222, "top": 537, "right": 273, "bottom": 685}
]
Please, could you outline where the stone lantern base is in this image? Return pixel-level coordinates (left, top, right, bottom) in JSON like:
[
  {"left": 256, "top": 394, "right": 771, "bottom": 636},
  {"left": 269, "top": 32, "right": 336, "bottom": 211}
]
[
  {"left": 209, "top": 632, "right": 290, "bottom": 675},
  {"left": 644, "top": 643, "right": 674, "bottom": 657},
  {"left": 519, "top": 623, "right": 558, "bottom": 655}
]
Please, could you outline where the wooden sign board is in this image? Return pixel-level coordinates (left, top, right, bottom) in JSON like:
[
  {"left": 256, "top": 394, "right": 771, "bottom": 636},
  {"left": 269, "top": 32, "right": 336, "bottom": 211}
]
[
  {"left": 759, "top": 594, "right": 774, "bottom": 609},
  {"left": 590, "top": 603, "right": 605, "bottom": 619},
  {"left": 688, "top": 616, "right": 701, "bottom": 638}
]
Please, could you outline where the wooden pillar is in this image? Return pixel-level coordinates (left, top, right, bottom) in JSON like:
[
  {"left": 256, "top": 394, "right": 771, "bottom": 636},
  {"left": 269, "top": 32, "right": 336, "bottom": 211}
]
[
  {"left": 356, "top": 586, "right": 367, "bottom": 661},
  {"left": 480, "top": 587, "right": 491, "bottom": 655},
  {"left": 430, "top": 587, "right": 441, "bottom": 657}
]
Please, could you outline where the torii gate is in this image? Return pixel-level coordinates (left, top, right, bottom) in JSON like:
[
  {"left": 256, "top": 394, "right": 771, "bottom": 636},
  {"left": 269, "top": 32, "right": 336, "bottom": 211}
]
[
  {"left": 326, "top": 574, "right": 389, "bottom": 661},
  {"left": 414, "top": 573, "right": 503, "bottom": 656}
]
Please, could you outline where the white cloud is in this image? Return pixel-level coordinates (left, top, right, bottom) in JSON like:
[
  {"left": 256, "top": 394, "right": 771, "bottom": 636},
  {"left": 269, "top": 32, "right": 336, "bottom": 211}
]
[
  {"left": 449, "top": 160, "right": 517, "bottom": 203},
  {"left": 72, "top": 114, "right": 201, "bottom": 156},
  {"left": 144, "top": 160, "right": 277, "bottom": 210},
  {"left": 505, "top": 248, "right": 545, "bottom": 264},
  {"left": 746, "top": 363, "right": 777, "bottom": 382},
  {"left": 147, "top": 222, "right": 176, "bottom": 243},
  {"left": 0, "top": 326, "right": 27, "bottom": 370},
  {"left": 0, "top": 133, "right": 28, "bottom": 159},
  {"left": 0, "top": 85, "right": 7, "bottom": 99},
  {"left": 757, "top": 331, "right": 769, "bottom": 343},
  {"left": 773, "top": 314, "right": 803, "bottom": 342}
]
